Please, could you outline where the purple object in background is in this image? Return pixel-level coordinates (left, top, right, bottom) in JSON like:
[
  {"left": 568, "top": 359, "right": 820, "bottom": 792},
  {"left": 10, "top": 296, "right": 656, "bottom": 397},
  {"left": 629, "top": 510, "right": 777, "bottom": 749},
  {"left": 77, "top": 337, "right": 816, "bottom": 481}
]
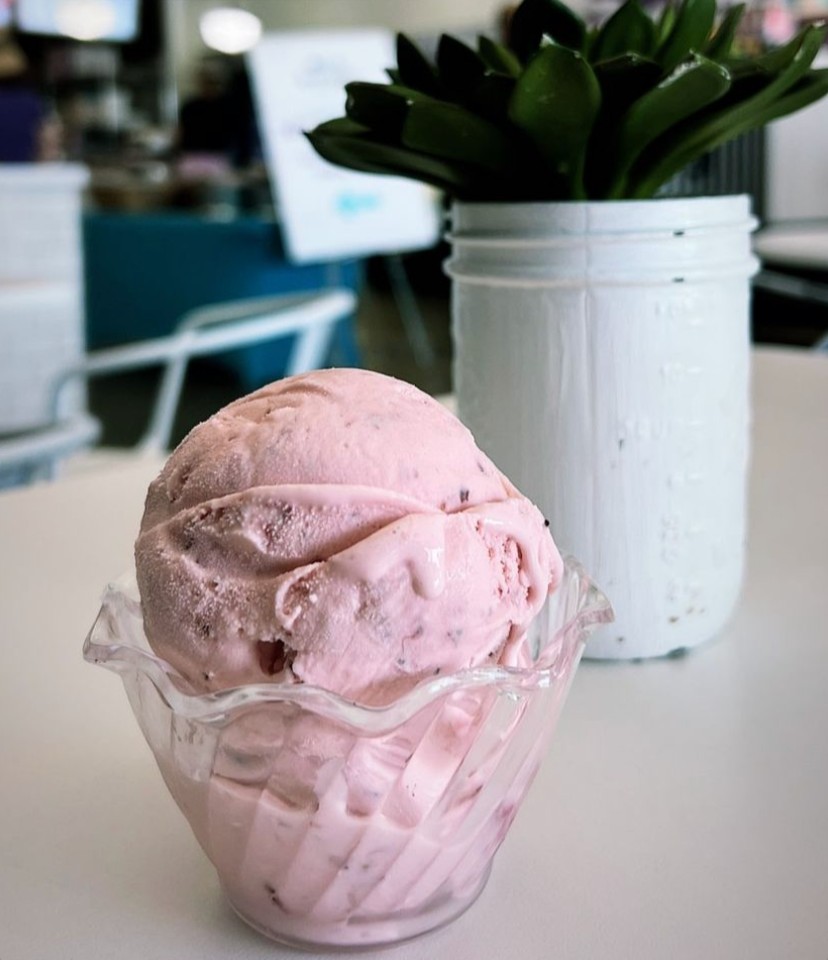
[{"left": 0, "top": 87, "right": 43, "bottom": 161}]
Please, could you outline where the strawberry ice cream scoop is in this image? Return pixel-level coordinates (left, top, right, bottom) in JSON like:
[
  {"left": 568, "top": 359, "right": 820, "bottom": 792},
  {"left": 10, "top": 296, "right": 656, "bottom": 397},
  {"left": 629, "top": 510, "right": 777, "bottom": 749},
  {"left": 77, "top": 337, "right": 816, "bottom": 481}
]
[
  {"left": 98, "top": 369, "right": 596, "bottom": 949},
  {"left": 135, "top": 369, "right": 562, "bottom": 704}
]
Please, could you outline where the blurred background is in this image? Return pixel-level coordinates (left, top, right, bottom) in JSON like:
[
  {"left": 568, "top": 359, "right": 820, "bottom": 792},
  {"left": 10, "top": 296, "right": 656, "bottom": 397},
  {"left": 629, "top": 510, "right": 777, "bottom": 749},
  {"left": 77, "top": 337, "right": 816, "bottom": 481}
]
[{"left": 1, "top": 0, "right": 828, "bottom": 460}]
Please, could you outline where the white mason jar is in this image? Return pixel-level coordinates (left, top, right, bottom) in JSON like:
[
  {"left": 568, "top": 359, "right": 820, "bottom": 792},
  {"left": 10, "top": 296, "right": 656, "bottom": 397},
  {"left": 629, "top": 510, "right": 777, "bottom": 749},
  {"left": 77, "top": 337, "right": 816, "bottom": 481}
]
[{"left": 446, "top": 196, "right": 759, "bottom": 659}]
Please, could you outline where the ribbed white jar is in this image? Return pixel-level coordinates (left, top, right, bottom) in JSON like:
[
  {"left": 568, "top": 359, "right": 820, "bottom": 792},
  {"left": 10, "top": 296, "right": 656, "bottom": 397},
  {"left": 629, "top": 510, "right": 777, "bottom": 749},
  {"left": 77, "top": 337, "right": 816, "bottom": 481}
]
[{"left": 446, "top": 196, "right": 758, "bottom": 659}]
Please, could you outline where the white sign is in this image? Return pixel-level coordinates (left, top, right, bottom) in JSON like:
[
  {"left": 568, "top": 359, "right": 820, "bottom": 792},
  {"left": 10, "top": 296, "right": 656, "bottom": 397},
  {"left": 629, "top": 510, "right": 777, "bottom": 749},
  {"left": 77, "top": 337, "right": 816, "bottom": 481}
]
[{"left": 248, "top": 29, "right": 441, "bottom": 264}]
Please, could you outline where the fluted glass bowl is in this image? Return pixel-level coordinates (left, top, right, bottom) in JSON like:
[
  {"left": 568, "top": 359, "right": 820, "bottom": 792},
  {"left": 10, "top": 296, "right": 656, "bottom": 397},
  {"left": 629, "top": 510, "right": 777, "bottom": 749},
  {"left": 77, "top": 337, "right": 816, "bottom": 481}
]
[{"left": 84, "top": 557, "right": 611, "bottom": 950}]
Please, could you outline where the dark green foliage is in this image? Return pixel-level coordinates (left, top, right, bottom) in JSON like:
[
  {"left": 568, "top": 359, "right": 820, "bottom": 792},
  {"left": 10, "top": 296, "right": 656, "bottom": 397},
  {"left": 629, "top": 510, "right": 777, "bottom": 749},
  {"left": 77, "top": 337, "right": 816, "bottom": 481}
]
[{"left": 306, "top": 0, "right": 828, "bottom": 200}]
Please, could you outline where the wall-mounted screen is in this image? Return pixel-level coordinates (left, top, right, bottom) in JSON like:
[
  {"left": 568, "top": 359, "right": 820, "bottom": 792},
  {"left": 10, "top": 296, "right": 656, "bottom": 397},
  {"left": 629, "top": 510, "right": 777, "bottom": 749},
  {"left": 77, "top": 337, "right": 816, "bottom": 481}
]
[{"left": 15, "top": 0, "right": 139, "bottom": 42}]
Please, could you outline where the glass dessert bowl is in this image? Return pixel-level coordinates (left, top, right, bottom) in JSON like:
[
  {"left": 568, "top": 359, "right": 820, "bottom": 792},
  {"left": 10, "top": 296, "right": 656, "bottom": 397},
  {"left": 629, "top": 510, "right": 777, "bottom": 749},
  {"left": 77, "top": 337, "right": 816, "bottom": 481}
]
[{"left": 84, "top": 556, "right": 611, "bottom": 950}]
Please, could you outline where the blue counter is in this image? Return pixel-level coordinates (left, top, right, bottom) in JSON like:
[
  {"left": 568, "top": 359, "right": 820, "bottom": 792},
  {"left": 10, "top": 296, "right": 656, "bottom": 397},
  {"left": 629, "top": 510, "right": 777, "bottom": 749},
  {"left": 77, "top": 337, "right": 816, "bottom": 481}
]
[{"left": 83, "top": 211, "right": 363, "bottom": 389}]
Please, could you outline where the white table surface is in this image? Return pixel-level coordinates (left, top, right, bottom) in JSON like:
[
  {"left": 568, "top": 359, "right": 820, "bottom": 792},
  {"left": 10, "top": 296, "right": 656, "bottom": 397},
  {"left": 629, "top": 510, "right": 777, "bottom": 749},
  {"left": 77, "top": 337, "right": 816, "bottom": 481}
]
[{"left": 1, "top": 347, "right": 827, "bottom": 960}]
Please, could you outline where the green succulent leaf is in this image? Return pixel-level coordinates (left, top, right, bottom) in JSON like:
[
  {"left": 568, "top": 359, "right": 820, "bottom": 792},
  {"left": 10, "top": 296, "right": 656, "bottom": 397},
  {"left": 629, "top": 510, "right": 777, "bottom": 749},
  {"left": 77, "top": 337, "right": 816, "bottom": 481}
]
[
  {"left": 605, "top": 53, "right": 731, "bottom": 196},
  {"left": 436, "top": 34, "right": 487, "bottom": 102},
  {"left": 396, "top": 34, "right": 442, "bottom": 96},
  {"left": 478, "top": 35, "right": 522, "bottom": 76},
  {"left": 344, "top": 82, "right": 435, "bottom": 139},
  {"left": 741, "top": 24, "right": 819, "bottom": 75},
  {"left": 656, "top": 0, "right": 717, "bottom": 72},
  {"left": 310, "top": 117, "right": 372, "bottom": 139},
  {"left": 585, "top": 54, "right": 663, "bottom": 194},
  {"left": 710, "top": 28, "right": 810, "bottom": 108},
  {"left": 509, "top": 40, "right": 600, "bottom": 197},
  {"left": 386, "top": 67, "right": 402, "bottom": 84},
  {"left": 591, "top": 0, "right": 657, "bottom": 62},
  {"left": 757, "top": 67, "right": 828, "bottom": 121},
  {"left": 656, "top": 3, "right": 677, "bottom": 46},
  {"left": 401, "top": 100, "right": 516, "bottom": 173},
  {"left": 704, "top": 3, "right": 746, "bottom": 60},
  {"left": 593, "top": 54, "right": 664, "bottom": 110},
  {"left": 508, "top": 0, "right": 587, "bottom": 60},
  {"left": 629, "top": 22, "right": 828, "bottom": 196},
  {"left": 583, "top": 25, "right": 599, "bottom": 59},
  {"left": 632, "top": 70, "right": 828, "bottom": 198},
  {"left": 307, "top": 123, "right": 486, "bottom": 196},
  {"left": 470, "top": 72, "right": 518, "bottom": 122}
]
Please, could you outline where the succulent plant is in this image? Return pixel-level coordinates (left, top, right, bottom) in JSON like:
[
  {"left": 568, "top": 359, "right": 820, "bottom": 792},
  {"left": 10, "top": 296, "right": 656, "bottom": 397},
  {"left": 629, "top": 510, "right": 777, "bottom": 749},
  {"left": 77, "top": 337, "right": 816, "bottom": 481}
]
[{"left": 307, "top": 0, "right": 828, "bottom": 201}]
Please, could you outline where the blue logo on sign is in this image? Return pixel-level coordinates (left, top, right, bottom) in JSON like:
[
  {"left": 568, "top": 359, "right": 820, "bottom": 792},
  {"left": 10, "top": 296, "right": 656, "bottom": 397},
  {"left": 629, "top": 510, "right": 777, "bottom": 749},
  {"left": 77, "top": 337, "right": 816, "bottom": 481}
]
[{"left": 335, "top": 192, "right": 381, "bottom": 216}]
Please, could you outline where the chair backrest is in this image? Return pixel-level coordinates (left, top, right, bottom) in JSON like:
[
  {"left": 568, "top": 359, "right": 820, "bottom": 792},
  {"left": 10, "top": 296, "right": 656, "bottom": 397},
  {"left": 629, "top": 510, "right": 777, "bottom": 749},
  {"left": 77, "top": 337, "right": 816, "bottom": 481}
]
[
  {"left": 0, "top": 413, "right": 101, "bottom": 488},
  {"left": 0, "top": 288, "right": 356, "bottom": 488}
]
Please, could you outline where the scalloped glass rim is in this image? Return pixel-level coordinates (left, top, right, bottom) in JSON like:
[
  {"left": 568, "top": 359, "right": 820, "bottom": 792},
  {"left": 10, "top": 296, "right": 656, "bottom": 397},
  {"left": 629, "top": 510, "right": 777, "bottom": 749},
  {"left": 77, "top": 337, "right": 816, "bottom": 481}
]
[{"left": 83, "top": 555, "right": 612, "bottom": 734}]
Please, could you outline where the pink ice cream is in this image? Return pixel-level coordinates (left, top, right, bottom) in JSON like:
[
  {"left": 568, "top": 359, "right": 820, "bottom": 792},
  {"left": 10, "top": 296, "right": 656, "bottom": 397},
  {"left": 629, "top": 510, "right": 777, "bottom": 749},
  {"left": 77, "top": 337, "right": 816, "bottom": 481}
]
[
  {"left": 135, "top": 368, "right": 562, "bottom": 705},
  {"left": 128, "top": 368, "right": 569, "bottom": 947}
]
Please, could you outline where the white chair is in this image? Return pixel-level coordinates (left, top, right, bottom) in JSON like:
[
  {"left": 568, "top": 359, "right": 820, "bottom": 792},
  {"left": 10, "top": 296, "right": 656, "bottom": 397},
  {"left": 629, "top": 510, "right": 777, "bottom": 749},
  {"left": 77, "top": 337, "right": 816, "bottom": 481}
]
[{"left": 0, "top": 288, "right": 356, "bottom": 488}]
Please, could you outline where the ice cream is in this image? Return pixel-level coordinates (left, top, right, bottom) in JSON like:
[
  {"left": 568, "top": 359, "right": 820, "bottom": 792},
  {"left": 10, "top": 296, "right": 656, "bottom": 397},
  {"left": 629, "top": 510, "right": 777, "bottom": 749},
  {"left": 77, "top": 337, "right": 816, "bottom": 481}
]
[
  {"left": 115, "top": 368, "right": 588, "bottom": 948},
  {"left": 135, "top": 368, "right": 562, "bottom": 705}
]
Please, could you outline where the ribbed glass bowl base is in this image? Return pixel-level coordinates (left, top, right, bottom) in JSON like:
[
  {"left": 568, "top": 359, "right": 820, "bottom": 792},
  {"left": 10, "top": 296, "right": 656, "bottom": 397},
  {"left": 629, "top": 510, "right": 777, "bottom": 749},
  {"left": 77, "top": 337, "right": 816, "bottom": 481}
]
[{"left": 85, "top": 556, "right": 611, "bottom": 949}]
